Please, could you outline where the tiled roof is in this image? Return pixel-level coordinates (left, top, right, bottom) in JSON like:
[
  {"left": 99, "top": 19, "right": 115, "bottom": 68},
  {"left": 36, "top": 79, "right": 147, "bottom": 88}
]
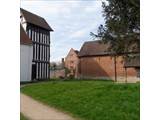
[
  {"left": 78, "top": 40, "right": 111, "bottom": 57},
  {"left": 74, "top": 50, "right": 79, "bottom": 55},
  {"left": 79, "top": 40, "right": 140, "bottom": 67},
  {"left": 20, "top": 24, "right": 32, "bottom": 45},
  {"left": 20, "top": 8, "right": 53, "bottom": 31},
  {"left": 79, "top": 40, "right": 139, "bottom": 56}
]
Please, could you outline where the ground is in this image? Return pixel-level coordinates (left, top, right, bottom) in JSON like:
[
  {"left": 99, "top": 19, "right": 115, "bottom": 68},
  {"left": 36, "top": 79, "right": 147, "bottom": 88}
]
[
  {"left": 21, "top": 80, "right": 140, "bottom": 120},
  {"left": 21, "top": 93, "right": 75, "bottom": 120},
  {"left": 20, "top": 113, "right": 27, "bottom": 120}
]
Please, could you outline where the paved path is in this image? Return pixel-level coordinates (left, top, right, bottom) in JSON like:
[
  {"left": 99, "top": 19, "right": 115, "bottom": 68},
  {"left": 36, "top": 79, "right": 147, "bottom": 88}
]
[{"left": 21, "top": 93, "right": 75, "bottom": 120}]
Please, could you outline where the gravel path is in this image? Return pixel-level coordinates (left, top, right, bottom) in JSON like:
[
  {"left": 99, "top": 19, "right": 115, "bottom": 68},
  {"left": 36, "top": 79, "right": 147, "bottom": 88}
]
[{"left": 21, "top": 93, "right": 76, "bottom": 120}]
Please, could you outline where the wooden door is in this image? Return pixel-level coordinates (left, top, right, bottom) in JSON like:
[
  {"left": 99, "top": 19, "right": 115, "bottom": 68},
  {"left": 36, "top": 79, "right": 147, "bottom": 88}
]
[{"left": 32, "top": 64, "right": 36, "bottom": 80}]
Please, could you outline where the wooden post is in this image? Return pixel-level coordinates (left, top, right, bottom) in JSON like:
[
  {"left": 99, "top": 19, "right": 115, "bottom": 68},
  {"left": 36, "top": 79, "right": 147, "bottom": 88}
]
[
  {"left": 125, "top": 67, "right": 127, "bottom": 83},
  {"left": 48, "top": 32, "right": 50, "bottom": 79},
  {"left": 114, "top": 55, "right": 117, "bottom": 82}
]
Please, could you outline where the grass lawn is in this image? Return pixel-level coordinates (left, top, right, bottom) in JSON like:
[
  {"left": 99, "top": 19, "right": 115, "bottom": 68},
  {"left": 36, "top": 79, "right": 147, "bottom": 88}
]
[
  {"left": 20, "top": 113, "right": 27, "bottom": 120},
  {"left": 21, "top": 80, "right": 140, "bottom": 120}
]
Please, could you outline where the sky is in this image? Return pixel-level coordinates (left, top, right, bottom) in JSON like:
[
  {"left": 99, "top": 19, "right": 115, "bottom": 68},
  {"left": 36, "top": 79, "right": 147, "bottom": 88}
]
[{"left": 21, "top": 0, "right": 105, "bottom": 62}]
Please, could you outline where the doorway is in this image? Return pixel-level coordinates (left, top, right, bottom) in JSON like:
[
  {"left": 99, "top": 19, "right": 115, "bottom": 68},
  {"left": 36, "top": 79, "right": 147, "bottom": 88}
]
[{"left": 32, "top": 64, "right": 36, "bottom": 80}]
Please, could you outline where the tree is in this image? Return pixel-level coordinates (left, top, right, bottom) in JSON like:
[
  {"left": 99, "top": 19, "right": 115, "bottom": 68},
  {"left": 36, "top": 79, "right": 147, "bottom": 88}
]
[
  {"left": 91, "top": 0, "right": 140, "bottom": 54},
  {"left": 91, "top": 0, "right": 140, "bottom": 82},
  {"left": 50, "top": 62, "right": 57, "bottom": 70}
]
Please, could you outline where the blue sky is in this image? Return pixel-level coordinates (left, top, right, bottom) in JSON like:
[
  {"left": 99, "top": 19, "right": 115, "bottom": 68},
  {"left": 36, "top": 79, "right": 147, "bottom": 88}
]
[{"left": 21, "top": 0, "right": 105, "bottom": 62}]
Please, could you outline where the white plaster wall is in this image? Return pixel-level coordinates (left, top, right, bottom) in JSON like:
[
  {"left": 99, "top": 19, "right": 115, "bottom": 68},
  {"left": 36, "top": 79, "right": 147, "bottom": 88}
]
[
  {"left": 20, "top": 15, "right": 27, "bottom": 31},
  {"left": 20, "top": 45, "right": 33, "bottom": 82},
  {"left": 22, "top": 23, "right": 27, "bottom": 31}
]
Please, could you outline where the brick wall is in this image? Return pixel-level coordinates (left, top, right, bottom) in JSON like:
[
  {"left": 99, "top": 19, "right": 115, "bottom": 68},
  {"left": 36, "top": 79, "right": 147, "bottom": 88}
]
[
  {"left": 77, "top": 56, "right": 138, "bottom": 81},
  {"left": 65, "top": 48, "right": 79, "bottom": 77},
  {"left": 50, "top": 69, "right": 65, "bottom": 78}
]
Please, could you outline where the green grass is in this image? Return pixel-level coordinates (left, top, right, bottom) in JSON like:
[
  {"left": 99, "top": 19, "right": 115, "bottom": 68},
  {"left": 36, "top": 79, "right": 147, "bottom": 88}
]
[
  {"left": 21, "top": 80, "right": 140, "bottom": 120},
  {"left": 20, "top": 113, "right": 27, "bottom": 120}
]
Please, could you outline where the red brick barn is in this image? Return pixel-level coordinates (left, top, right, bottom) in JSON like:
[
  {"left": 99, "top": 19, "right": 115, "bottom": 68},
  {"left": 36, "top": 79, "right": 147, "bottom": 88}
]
[{"left": 77, "top": 40, "right": 140, "bottom": 82}]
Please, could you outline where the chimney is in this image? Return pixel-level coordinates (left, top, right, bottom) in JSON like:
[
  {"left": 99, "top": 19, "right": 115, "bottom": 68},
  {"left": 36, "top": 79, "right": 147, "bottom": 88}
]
[{"left": 61, "top": 58, "right": 64, "bottom": 68}]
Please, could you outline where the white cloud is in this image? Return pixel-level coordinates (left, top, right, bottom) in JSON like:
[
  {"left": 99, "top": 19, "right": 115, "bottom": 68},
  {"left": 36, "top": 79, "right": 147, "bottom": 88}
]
[
  {"left": 84, "top": 1, "right": 102, "bottom": 13},
  {"left": 21, "top": 0, "right": 105, "bottom": 62},
  {"left": 70, "top": 29, "right": 86, "bottom": 39},
  {"left": 21, "top": 1, "right": 73, "bottom": 16},
  {"left": 69, "top": 19, "right": 103, "bottom": 39}
]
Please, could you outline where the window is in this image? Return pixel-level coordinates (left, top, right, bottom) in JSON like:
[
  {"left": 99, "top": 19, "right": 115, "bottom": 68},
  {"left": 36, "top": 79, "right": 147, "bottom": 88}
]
[
  {"left": 40, "top": 45, "right": 42, "bottom": 60},
  {"left": 35, "top": 44, "right": 36, "bottom": 60},
  {"left": 42, "top": 33, "right": 44, "bottom": 43},
  {"left": 37, "top": 45, "right": 39, "bottom": 60},
  {"left": 37, "top": 30, "right": 39, "bottom": 42},
  {"left": 40, "top": 33, "right": 42, "bottom": 43},
  {"left": 32, "top": 30, "right": 34, "bottom": 41},
  {"left": 28, "top": 29, "right": 31, "bottom": 39},
  {"left": 34, "top": 30, "right": 37, "bottom": 42}
]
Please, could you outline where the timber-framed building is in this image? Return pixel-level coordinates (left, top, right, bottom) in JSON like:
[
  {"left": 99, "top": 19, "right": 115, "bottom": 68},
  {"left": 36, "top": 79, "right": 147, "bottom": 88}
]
[{"left": 20, "top": 8, "right": 53, "bottom": 80}]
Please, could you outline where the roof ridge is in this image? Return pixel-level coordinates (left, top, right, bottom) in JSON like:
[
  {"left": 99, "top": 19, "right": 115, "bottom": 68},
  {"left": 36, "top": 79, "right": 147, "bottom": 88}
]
[
  {"left": 20, "top": 8, "right": 53, "bottom": 31},
  {"left": 20, "top": 8, "right": 45, "bottom": 20},
  {"left": 84, "top": 40, "right": 101, "bottom": 44}
]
